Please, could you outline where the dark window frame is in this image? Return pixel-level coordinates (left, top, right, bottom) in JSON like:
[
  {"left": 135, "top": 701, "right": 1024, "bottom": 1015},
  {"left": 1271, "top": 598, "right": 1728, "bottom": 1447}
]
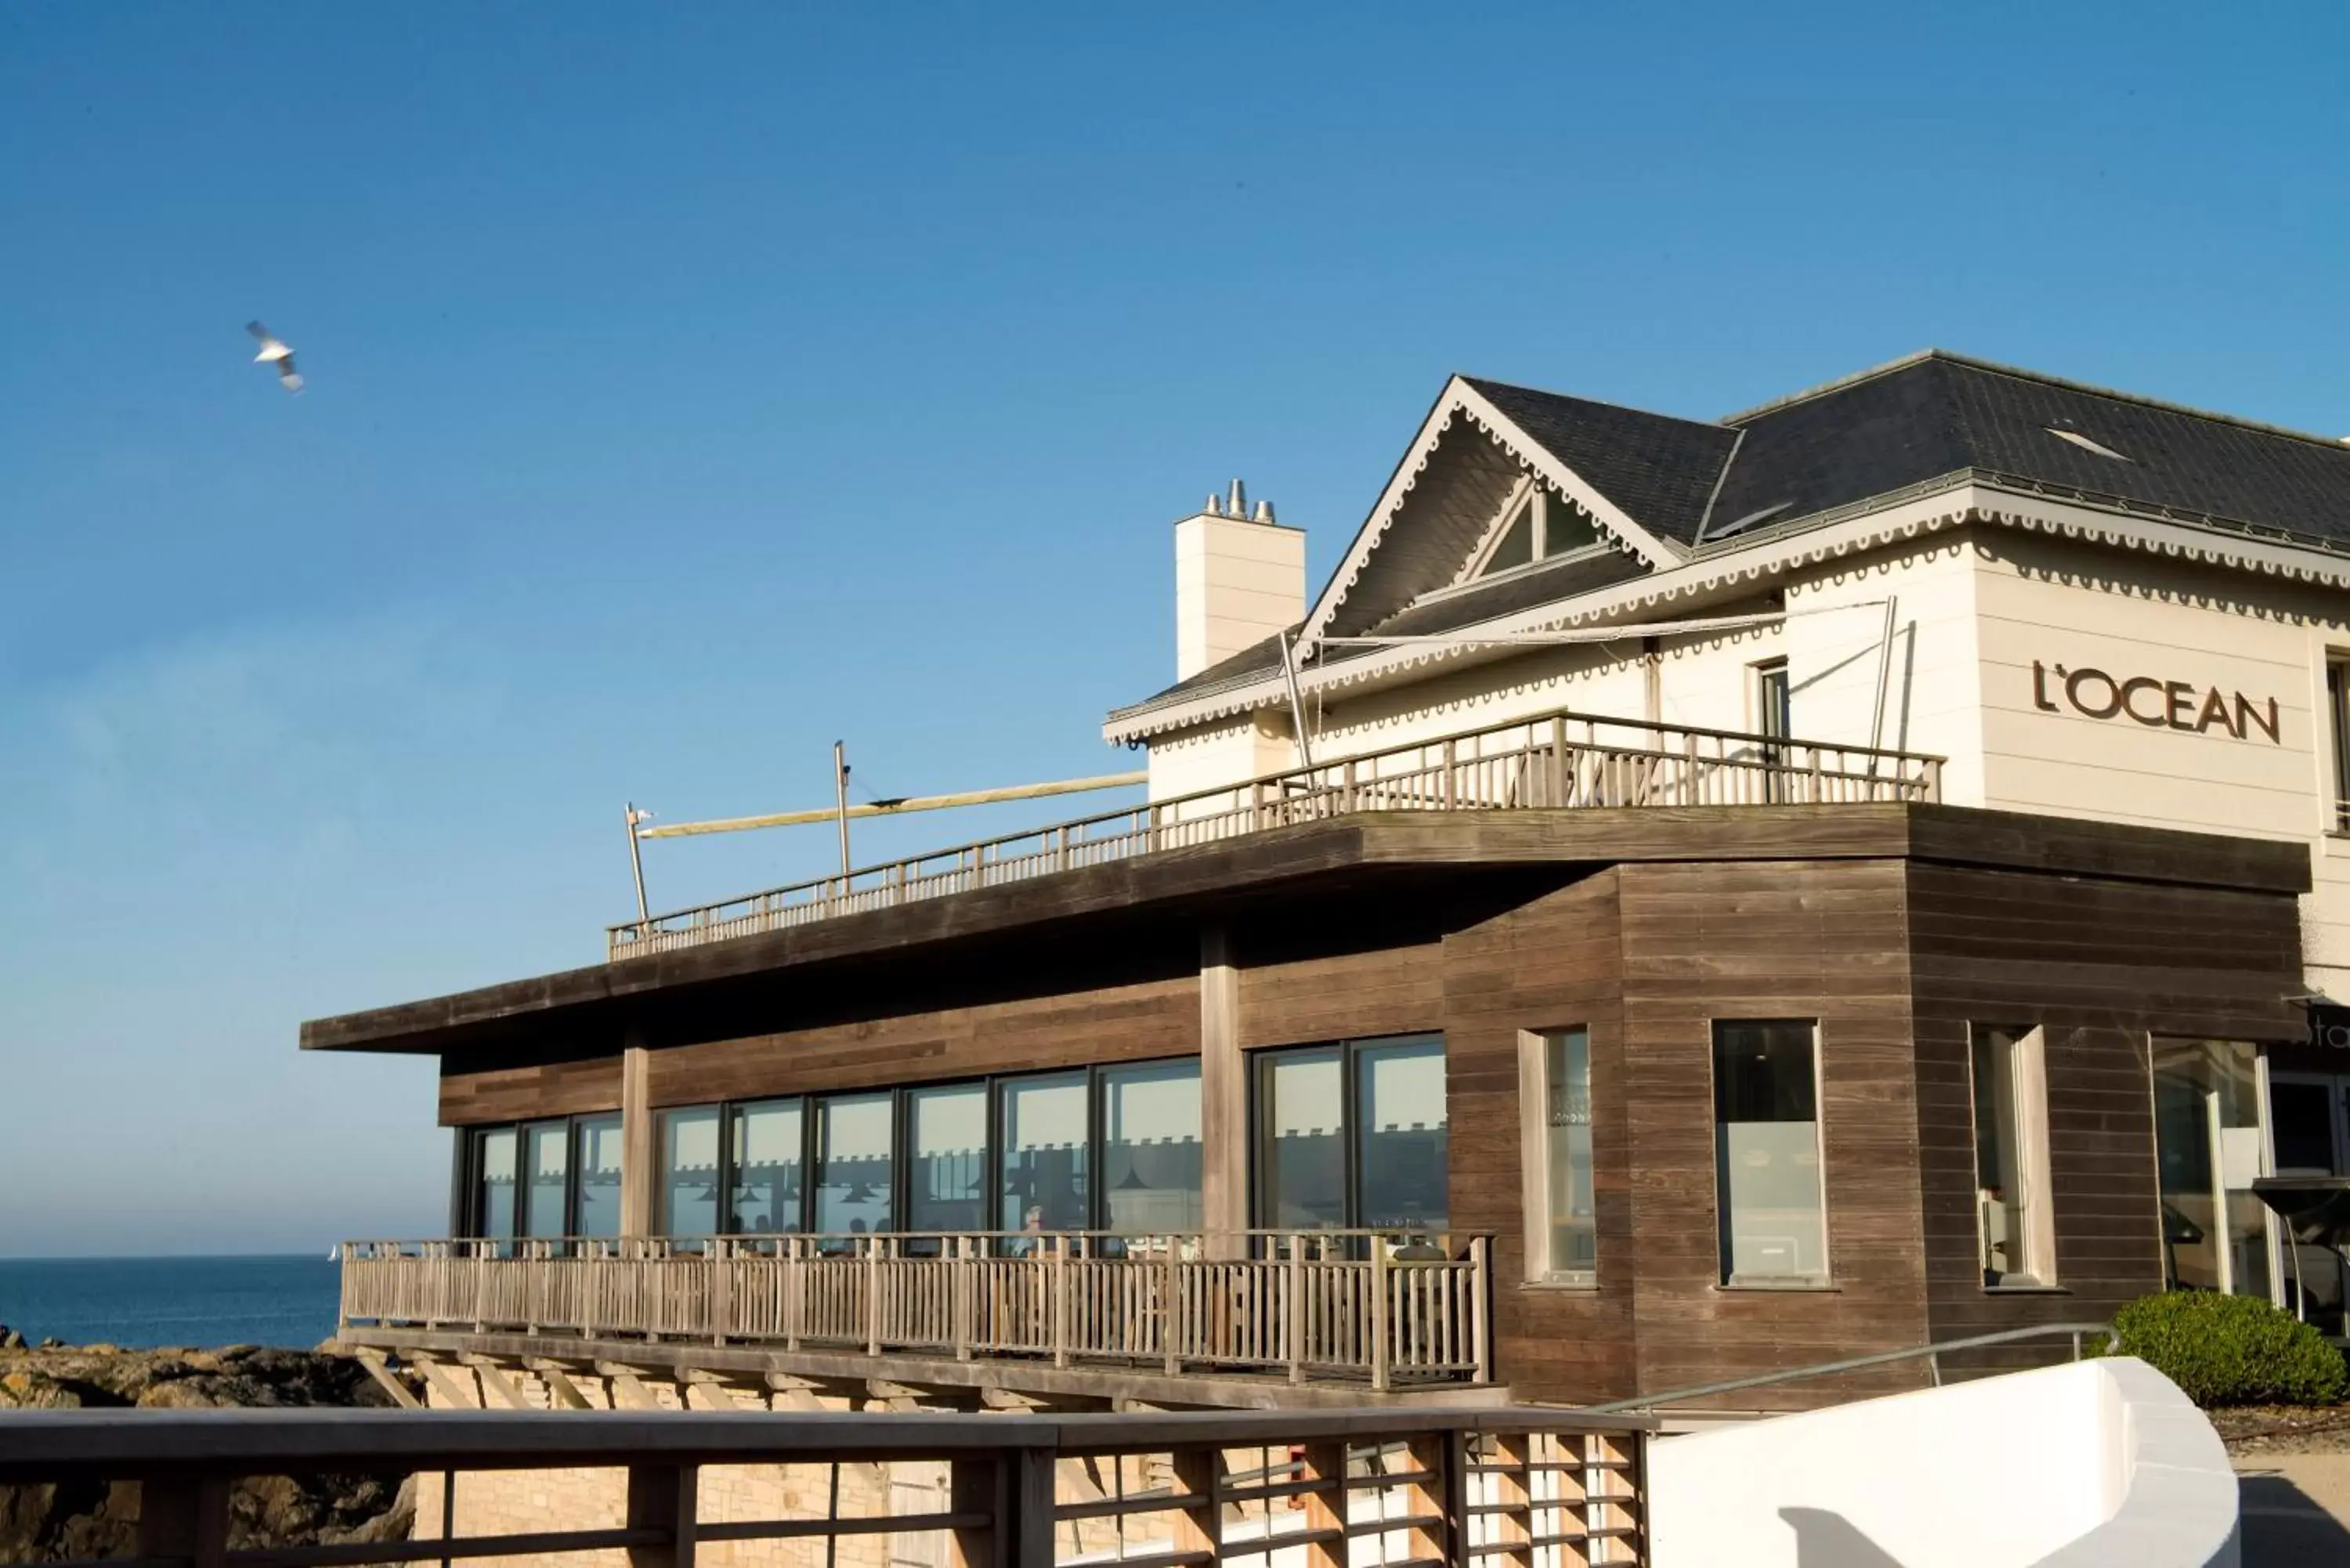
[
  {"left": 1246, "top": 1033, "right": 1448, "bottom": 1237},
  {"left": 2328, "top": 656, "right": 2350, "bottom": 832},
  {"left": 458, "top": 1111, "right": 622, "bottom": 1241}
]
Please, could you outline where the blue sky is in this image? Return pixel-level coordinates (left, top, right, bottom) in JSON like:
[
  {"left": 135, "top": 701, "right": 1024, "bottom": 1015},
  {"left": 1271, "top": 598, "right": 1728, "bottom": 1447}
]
[{"left": 2, "top": 5, "right": 2344, "bottom": 1256}]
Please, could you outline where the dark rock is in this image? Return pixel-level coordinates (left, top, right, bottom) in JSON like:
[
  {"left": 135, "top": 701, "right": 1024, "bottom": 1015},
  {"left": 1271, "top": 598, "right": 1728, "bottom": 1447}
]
[
  {"left": 34, "top": 1339, "right": 62, "bottom": 1350},
  {"left": 0, "top": 1346, "right": 411, "bottom": 1561},
  {"left": 0, "top": 1326, "right": 23, "bottom": 1350}
]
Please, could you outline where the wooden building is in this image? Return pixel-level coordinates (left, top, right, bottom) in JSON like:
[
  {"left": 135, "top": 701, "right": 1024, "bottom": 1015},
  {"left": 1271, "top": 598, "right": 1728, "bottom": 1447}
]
[{"left": 311, "top": 351, "right": 2350, "bottom": 1411}]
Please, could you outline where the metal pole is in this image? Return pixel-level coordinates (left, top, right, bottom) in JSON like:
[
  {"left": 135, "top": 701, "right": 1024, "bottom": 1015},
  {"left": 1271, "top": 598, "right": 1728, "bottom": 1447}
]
[
  {"left": 833, "top": 741, "right": 851, "bottom": 876},
  {"left": 1868, "top": 594, "right": 1900, "bottom": 761},
  {"left": 623, "top": 803, "right": 652, "bottom": 928},
  {"left": 1278, "top": 630, "right": 1315, "bottom": 772}
]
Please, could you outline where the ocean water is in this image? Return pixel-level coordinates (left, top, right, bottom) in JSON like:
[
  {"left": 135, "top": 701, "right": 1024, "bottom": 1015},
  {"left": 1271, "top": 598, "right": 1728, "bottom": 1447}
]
[{"left": 0, "top": 1255, "right": 342, "bottom": 1350}]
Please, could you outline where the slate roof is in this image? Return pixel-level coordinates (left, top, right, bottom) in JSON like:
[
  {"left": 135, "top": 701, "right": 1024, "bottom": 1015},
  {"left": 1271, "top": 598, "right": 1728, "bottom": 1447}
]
[
  {"left": 1715, "top": 353, "right": 2350, "bottom": 547},
  {"left": 1112, "top": 351, "right": 2350, "bottom": 723},
  {"left": 1463, "top": 378, "right": 1739, "bottom": 547}
]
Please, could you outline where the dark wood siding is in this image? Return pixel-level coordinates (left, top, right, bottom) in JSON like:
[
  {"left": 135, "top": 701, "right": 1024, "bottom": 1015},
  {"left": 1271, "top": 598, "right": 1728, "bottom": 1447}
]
[
  {"left": 644, "top": 976, "right": 1201, "bottom": 1107},
  {"left": 1442, "top": 872, "right": 1632, "bottom": 1401},
  {"left": 1906, "top": 862, "right": 2305, "bottom": 1368},
  {"left": 439, "top": 1055, "right": 624, "bottom": 1125},
  {"left": 1615, "top": 859, "right": 1928, "bottom": 1407}
]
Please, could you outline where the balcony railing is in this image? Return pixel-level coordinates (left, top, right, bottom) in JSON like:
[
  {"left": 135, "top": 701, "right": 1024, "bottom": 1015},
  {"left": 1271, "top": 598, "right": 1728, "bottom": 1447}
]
[
  {"left": 342, "top": 1231, "right": 1491, "bottom": 1392},
  {"left": 609, "top": 708, "right": 1945, "bottom": 959}
]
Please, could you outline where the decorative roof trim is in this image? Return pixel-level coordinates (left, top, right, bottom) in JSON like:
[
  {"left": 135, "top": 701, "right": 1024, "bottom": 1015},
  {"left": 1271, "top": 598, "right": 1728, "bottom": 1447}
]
[
  {"left": 1101, "top": 479, "right": 2350, "bottom": 744},
  {"left": 1292, "top": 378, "right": 1683, "bottom": 656}
]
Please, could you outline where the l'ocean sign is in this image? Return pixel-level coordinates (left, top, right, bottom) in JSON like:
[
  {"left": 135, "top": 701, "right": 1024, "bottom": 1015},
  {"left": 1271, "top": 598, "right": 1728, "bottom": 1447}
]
[{"left": 2032, "top": 662, "right": 2282, "bottom": 744}]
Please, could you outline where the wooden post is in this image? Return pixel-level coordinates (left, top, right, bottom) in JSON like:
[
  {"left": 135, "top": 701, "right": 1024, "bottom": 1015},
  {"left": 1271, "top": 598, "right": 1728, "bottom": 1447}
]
[
  {"left": 1198, "top": 927, "right": 1246, "bottom": 1260},
  {"left": 1051, "top": 1237, "right": 1069, "bottom": 1369},
  {"left": 1549, "top": 716, "right": 1569, "bottom": 805},
  {"left": 139, "top": 1477, "right": 230, "bottom": 1568},
  {"left": 1296, "top": 1442, "right": 1347, "bottom": 1568},
  {"left": 710, "top": 1239, "right": 728, "bottom": 1348},
  {"left": 1170, "top": 1445, "right": 1224, "bottom": 1564},
  {"left": 949, "top": 1454, "right": 1007, "bottom": 1568},
  {"left": 1286, "top": 1236, "right": 1304, "bottom": 1386},
  {"left": 1162, "top": 1241, "right": 1181, "bottom": 1376},
  {"left": 784, "top": 1234, "right": 803, "bottom": 1353},
  {"left": 1470, "top": 1235, "right": 1491, "bottom": 1385},
  {"left": 620, "top": 1040, "right": 655, "bottom": 1238},
  {"left": 1370, "top": 1237, "right": 1390, "bottom": 1393},
  {"left": 866, "top": 1236, "right": 882, "bottom": 1357},
  {"left": 956, "top": 1234, "right": 974, "bottom": 1362},
  {"left": 625, "top": 1462, "right": 697, "bottom": 1568}
]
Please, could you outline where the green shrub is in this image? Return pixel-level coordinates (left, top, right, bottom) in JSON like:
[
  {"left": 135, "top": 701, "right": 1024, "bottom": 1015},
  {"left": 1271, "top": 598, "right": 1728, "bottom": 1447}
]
[{"left": 2103, "top": 1290, "right": 2348, "bottom": 1407}]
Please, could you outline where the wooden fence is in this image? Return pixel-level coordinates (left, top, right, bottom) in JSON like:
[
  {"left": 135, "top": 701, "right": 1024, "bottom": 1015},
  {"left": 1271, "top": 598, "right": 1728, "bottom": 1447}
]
[
  {"left": 0, "top": 1402, "right": 1654, "bottom": 1567},
  {"left": 342, "top": 1232, "right": 1490, "bottom": 1391},
  {"left": 608, "top": 708, "right": 1944, "bottom": 958}
]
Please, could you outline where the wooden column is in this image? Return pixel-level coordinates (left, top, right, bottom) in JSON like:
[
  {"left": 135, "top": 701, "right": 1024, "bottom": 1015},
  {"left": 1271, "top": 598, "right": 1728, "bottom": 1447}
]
[
  {"left": 620, "top": 1039, "right": 655, "bottom": 1237},
  {"left": 625, "top": 1462, "right": 697, "bottom": 1568},
  {"left": 1198, "top": 927, "right": 1246, "bottom": 1258}
]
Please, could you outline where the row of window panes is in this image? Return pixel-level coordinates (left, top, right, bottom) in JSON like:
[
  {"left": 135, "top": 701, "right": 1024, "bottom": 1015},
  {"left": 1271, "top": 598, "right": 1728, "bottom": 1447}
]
[
  {"left": 468, "top": 1113, "right": 624, "bottom": 1241},
  {"left": 655, "top": 1058, "right": 1206, "bottom": 1238},
  {"left": 1524, "top": 1020, "right": 2070, "bottom": 1290}
]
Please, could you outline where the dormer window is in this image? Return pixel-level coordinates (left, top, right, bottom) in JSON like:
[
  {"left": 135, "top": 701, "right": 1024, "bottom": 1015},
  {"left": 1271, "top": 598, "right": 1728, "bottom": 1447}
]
[{"left": 1473, "top": 480, "right": 1600, "bottom": 579}]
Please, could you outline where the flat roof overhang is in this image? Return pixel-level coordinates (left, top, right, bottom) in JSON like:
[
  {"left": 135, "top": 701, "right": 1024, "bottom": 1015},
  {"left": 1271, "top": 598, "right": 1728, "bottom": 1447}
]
[{"left": 300, "top": 803, "right": 2312, "bottom": 1058}]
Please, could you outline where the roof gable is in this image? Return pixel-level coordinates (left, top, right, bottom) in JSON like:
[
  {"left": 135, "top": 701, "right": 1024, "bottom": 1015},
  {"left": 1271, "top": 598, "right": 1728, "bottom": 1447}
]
[{"left": 1297, "top": 377, "right": 1729, "bottom": 650}]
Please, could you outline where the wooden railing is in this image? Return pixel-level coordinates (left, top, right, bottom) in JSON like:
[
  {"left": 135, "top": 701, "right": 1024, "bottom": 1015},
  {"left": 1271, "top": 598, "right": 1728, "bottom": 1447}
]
[
  {"left": 342, "top": 1231, "right": 1491, "bottom": 1391},
  {"left": 0, "top": 1402, "right": 1654, "bottom": 1568},
  {"left": 609, "top": 708, "right": 1943, "bottom": 958}
]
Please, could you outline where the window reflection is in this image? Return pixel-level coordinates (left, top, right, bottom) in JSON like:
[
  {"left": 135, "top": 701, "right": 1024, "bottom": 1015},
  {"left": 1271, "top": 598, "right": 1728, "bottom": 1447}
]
[
  {"left": 815, "top": 1093, "right": 894, "bottom": 1236},
  {"left": 1538, "top": 1029, "right": 1596, "bottom": 1280},
  {"left": 474, "top": 1127, "right": 516, "bottom": 1242},
  {"left": 728, "top": 1099, "right": 802, "bottom": 1234},
  {"left": 909, "top": 1085, "right": 987, "bottom": 1237},
  {"left": 2153, "top": 1039, "right": 2270, "bottom": 1299},
  {"left": 522, "top": 1120, "right": 569, "bottom": 1237},
  {"left": 1102, "top": 1060, "right": 1202, "bottom": 1234},
  {"left": 1258, "top": 1048, "right": 1346, "bottom": 1231},
  {"left": 1357, "top": 1037, "right": 1447, "bottom": 1233},
  {"left": 573, "top": 1115, "right": 623, "bottom": 1239},
  {"left": 660, "top": 1107, "right": 721, "bottom": 1237},
  {"left": 1712, "top": 1020, "right": 1827, "bottom": 1284},
  {"left": 1001, "top": 1073, "right": 1089, "bottom": 1237}
]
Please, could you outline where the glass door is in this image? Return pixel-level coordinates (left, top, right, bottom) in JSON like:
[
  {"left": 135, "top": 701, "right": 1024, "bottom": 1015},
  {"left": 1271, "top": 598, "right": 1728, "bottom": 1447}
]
[
  {"left": 2269, "top": 1071, "right": 2349, "bottom": 1333},
  {"left": 2151, "top": 1039, "right": 2271, "bottom": 1299}
]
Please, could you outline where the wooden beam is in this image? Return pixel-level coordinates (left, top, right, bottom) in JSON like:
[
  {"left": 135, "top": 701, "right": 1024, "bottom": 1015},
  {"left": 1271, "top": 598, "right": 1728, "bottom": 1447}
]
[
  {"left": 458, "top": 1357, "right": 533, "bottom": 1411},
  {"left": 620, "top": 1040, "right": 653, "bottom": 1237},
  {"left": 526, "top": 1360, "right": 596, "bottom": 1411},
  {"left": 411, "top": 1359, "right": 483, "bottom": 1411},
  {"left": 349, "top": 1349, "right": 421, "bottom": 1411},
  {"left": 638, "top": 772, "right": 1148, "bottom": 840},
  {"left": 1198, "top": 926, "right": 1245, "bottom": 1257}
]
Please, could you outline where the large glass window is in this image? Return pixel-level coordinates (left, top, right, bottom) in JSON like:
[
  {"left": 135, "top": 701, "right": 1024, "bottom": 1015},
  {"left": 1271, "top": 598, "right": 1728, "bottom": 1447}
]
[
  {"left": 1712, "top": 1020, "right": 1828, "bottom": 1285},
  {"left": 473, "top": 1127, "right": 518, "bottom": 1241},
  {"left": 1255, "top": 1036, "right": 1445, "bottom": 1235},
  {"left": 1001, "top": 1073, "right": 1090, "bottom": 1234},
  {"left": 574, "top": 1114, "right": 624, "bottom": 1238},
  {"left": 728, "top": 1099, "right": 804, "bottom": 1234},
  {"left": 815, "top": 1093, "right": 895, "bottom": 1235},
  {"left": 660, "top": 1107, "right": 722, "bottom": 1236},
  {"left": 2152, "top": 1039, "right": 2270, "bottom": 1299},
  {"left": 521, "top": 1120, "right": 570, "bottom": 1238},
  {"left": 1524, "top": 1028, "right": 1596, "bottom": 1283},
  {"left": 909, "top": 1084, "right": 988, "bottom": 1236},
  {"left": 1971, "top": 1026, "right": 2055, "bottom": 1287},
  {"left": 1258, "top": 1047, "right": 1347, "bottom": 1230},
  {"left": 1358, "top": 1037, "right": 1448, "bottom": 1232},
  {"left": 1101, "top": 1060, "right": 1203, "bottom": 1234}
]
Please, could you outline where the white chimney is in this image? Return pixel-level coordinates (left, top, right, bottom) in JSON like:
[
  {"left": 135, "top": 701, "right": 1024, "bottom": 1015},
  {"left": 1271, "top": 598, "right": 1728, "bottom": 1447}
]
[{"left": 1173, "top": 479, "right": 1307, "bottom": 681}]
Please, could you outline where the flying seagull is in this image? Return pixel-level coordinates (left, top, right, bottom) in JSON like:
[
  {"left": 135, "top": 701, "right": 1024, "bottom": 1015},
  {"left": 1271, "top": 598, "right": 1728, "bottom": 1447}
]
[{"left": 246, "top": 320, "right": 304, "bottom": 393}]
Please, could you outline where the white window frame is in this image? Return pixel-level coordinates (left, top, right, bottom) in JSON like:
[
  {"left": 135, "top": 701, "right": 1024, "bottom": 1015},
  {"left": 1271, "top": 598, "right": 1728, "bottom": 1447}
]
[
  {"left": 1462, "top": 477, "right": 1608, "bottom": 583},
  {"left": 1968, "top": 1024, "right": 2058, "bottom": 1289},
  {"left": 1518, "top": 1027, "right": 1597, "bottom": 1287},
  {"left": 1711, "top": 1017, "right": 1832, "bottom": 1289}
]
